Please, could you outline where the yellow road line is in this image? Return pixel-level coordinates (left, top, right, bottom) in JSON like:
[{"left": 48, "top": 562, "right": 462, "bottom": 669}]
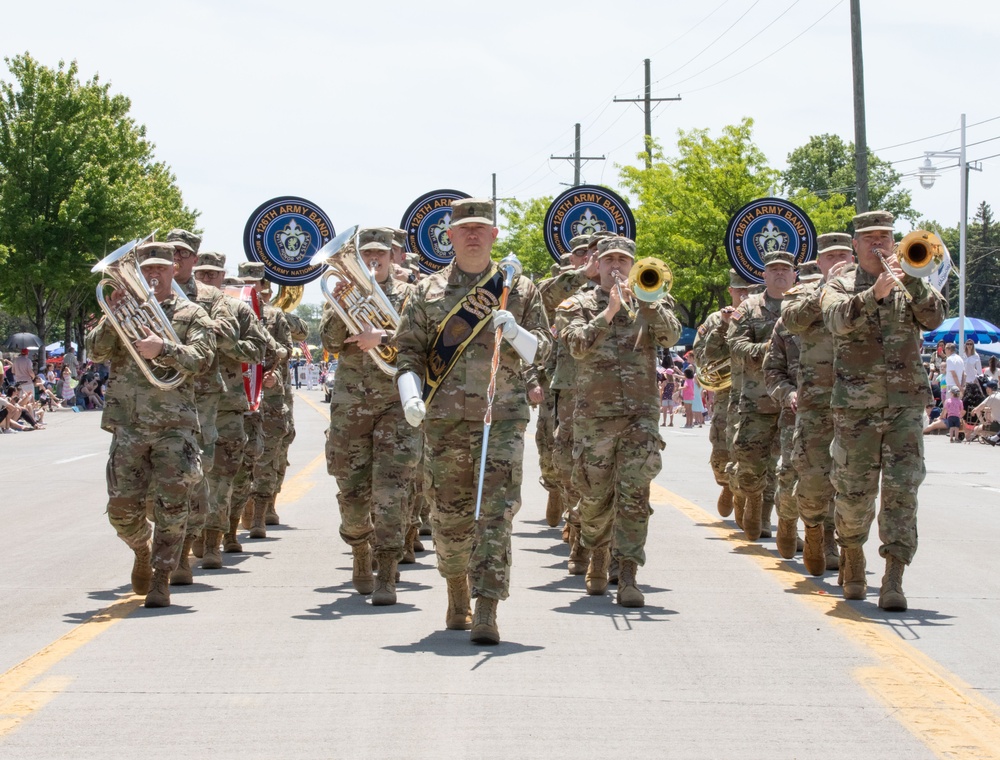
[
  {"left": 295, "top": 390, "right": 331, "bottom": 420},
  {"left": 0, "top": 445, "right": 324, "bottom": 740},
  {"left": 0, "top": 597, "right": 143, "bottom": 737},
  {"left": 651, "top": 482, "right": 1000, "bottom": 760}
]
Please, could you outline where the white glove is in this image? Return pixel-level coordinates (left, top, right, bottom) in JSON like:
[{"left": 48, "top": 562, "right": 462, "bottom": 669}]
[
  {"left": 397, "top": 370, "right": 426, "bottom": 428},
  {"left": 402, "top": 398, "right": 426, "bottom": 428},
  {"left": 492, "top": 309, "right": 518, "bottom": 339}
]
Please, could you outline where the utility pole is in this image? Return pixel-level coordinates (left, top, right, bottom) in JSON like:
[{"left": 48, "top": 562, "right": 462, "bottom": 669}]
[
  {"left": 490, "top": 172, "right": 516, "bottom": 225},
  {"left": 550, "top": 123, "right": 605, "bottom": 186},
  {"left": 850, "top": 0, "right": 869, "bottom": 212},
  {"left": 614, "top": 58, "right": 681, "bottom": 169}
]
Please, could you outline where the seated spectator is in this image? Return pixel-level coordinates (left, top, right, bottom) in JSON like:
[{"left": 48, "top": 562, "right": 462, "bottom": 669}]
[
  {"left": 0, "top": 385, "right": 39, "bottom": 431},
  {"left": 78, "top": 375, "right": 104, "bottom": 410},
  {"left": 56, "top": 367, "right": 77, "bottom": 408},
  {"left": 970, "top": 380, "right": 1000, "bottom": 443},
  {"left": 985, "top": 356, "right": 1000, "bottom": 383}
]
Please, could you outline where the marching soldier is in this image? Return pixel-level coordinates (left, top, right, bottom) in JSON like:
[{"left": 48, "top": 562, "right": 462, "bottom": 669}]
[
  {"left": 320, "top": 228, "right": 418, "bottom": 606},
  {"left": 821, "top": 211, "right": 946, "bottom": 609},
  {"left": 781, "top": 234, "right": 855, "bottom": 575},
  {"left": 556, "top": 237, "right": 681, "bottom": 607},
  {"left": 86, "top": 242, "right": 216, "bottom": 608},
  {"left": 192, "top": 253, "right": 269, "bottom": 565},
  {"left": 693, "top": 269, "right": 752, "bottom": 518},
  {"left": 166, "top": 230, "right": 237, "bottom": 584},
  {"left": 728, "top": 250, "right": 797, "bottom": 541},
  {"left": 273, "top": 308, "right": 309, "bottom": 526},
  {"left": 395, "top": 198, "right": 551, "bottom": 645},
  {"left": 540, "top": 233, "right": 603, "bottom": 573}
]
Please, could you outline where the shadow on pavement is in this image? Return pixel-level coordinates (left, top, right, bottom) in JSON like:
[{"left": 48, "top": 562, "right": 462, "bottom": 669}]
[
  {"left": 550, "top": 593, "right": 678, "bottom": 624},
  {"left": 382, "top": 629, "right": 544, "bottom": 661}
]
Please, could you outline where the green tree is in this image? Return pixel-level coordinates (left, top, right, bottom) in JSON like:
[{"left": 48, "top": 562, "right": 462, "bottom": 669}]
[
  {"left": 782, "top": 133, "right": 916, "bottom": 224},
  {"left": 495, "top": 196, "right": 556, "bottom": 280},
  {"left": 294, "top": 303, "right": 323, "bottom": 347},
  {"left": 0, "top": 53, "right": 198, "bottom": 352},
  {"left": 619, "top": 118, "right": 778, "bottom": 327},
  {"left": 926, "top": 202, "right": 1000, "bottom": 324}
]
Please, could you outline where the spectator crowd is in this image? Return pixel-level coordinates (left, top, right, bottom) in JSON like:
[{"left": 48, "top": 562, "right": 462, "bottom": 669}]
[{"left": 923, "top": 339, "right": 1000, "bottom": 444}]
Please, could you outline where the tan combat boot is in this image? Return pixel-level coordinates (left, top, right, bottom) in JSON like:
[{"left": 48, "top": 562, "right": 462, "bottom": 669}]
[
  {"left": 371, "top": 552, "right": 398, "bottom": 606},
  {"left": 841, "top": 545, "right": 867, "bottom": 600},
  {"left": 470, "top": 597, "right": 500, "bottom": 645},
  {"left": 169, "top": 538, "right": 194, "bottom": 585},
  {"left": 824, "top": 527, "right": 840, "bottom": 571},
  {"left": 249, "top": 497, "right": 267, "bottom": 539},
  {"left": 131, "top": 541, "right": 153, "bottom": 595},
  {"left": 759, "top": 495, "right": 773, "bottom": 538},
  {"left": 776, "top": 518, "right": 798, "bottom": 559},
  {"left": 352, "top": 542, "right": 375, "bottom": 595},
  {"left": 733, "top": 492, "right": 746, "bottom": 530},
  {"left": 240, "top": 501, "right": 253, "bottom": 530},
  {"left": 742, "top": 492, "right": 763, "bottom": 541},
  {"left": 202, "top": 530, "right": 223, "bottom": 570},
  {"left": 802, "top": 524, "right": 826, "bottom": 576},
  {"left": 616, "top": 560, "right": 645, "bottom": 608},
  {"left": 567, "top": 524, "right": 591, "bottom": 576},
  {"left": 717, "top": 485, "right": 734, "bottom": 518},
  {"left": 586, "top": 546, "right": 611, "bottom": 595},
  {"left": 878, "top": 555, "right": 907, "bottom": 611},
  {"left": 191, "top": 534, "right": 205, "bottom": 559},
  {"left": 144, "top": 568, "right": 171, "bottom": 608},
  {"left": 545, "top": 489, "right": 562, "bottom": 528},
  {"left": 223, "top": 513, "right": 243, "bottom": 553},
  {"left": 445, "top": 575, "right": 472, "bottom": 630},
  {"left": 265, "top": 503, "right": 280, "bottom": 526},
  {"left": 401, "top": 525, "right": 418, "bottom": 564},
  {"left": 419, "top": 520, "right": 432, "bottom": 537}
]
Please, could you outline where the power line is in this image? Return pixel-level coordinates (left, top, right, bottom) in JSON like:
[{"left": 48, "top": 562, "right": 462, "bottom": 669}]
[
  {"left": 651, "top": 0, "right": 763, "bottom": 86},
  {"left": 648, "top": 1, "right": 733, "bottom": 59},
  {"left": 873, "top": 116, "right": 1000, "bottom": 152},
  {"left": 614, "top": 59, "right": 682, "bottom": 169},
  {"left": 677, "top": 1, "right": 843, "bottom": 96},
  {"left": 652, "top": 0, "right": 802, "bottom": 93}
]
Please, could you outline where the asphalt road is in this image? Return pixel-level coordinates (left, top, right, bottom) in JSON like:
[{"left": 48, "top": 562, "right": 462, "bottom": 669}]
[{"left": 1, "top": 390, "right": 999, "bottom": 759}]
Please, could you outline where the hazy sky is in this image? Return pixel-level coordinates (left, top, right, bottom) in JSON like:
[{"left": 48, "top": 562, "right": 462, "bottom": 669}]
[{"left": 5, "top": 0, "right": 999, "bottom": 304}]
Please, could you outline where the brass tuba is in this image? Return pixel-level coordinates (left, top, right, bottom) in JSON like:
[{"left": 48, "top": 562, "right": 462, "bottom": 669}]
[
  {"left": 91, "top": 236, "right": 185, "bottom": 390},
  {"left": 695, "top": 358, "right": 731, "bottom": 393},
  {"left": 310, "top": 225, "right": 400, "bottom": 376}
]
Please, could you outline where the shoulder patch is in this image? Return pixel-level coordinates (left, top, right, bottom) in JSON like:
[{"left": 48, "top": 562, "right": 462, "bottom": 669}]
[
  {"left": 731, "top": 309, "right": 745, "bottom": 322},
  {"left": 556, "top": 298, "right": 576, "bottom": 311},
  {"left": 697, "top": 324, "right": 708, "bottom": 337},
  {"left": 784, "top": 284, "right": 804, "bottom": 296}
]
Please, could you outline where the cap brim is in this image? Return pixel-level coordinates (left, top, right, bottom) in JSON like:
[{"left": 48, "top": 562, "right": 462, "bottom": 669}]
[
  {"left": 359, "top": 243, "right": 391, "bottom": 252},
  {"left": 799, "top": 274, "right": 823, "bottom": 282},
  {"left": 856, "top": 225, "right": 895, "bottom": 232},
  {"left": 597, "top": 248, "right": 635, "bottom": 259},
  {"left": 764, "top": 260, "right": 795, "bottom": 268},
  {"left": 193, "top": 265, "right": 227, "bottom": 272},
  {"left": 139, "top": 257, "right": 175, "bottom": 267},
  {"left": 450, "top": 216, "right": 494, "bottom": 227},
  {"left": 818, "top": 245, "right": 854, "bottom": 254}
]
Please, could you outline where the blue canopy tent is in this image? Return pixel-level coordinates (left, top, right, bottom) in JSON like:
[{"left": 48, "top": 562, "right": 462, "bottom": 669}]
[
  {"left": 923, "top": 317, "right": 1000, "bottom": 345},
  {"left": 674, "top": 326, "right": 697, "bottom": 347}
]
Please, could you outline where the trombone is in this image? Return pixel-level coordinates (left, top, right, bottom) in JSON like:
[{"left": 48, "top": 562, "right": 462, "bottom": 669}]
[{"left": 874, "top": 229, "right": 945, "bottom": 304}]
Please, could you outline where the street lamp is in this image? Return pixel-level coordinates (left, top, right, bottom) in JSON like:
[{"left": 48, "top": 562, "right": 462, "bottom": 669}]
[{"left": 916, "top": 113, "right": 983, "bottom": 349}]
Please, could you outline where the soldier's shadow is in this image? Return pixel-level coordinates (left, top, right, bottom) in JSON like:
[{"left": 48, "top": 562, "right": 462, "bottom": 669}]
[
  {"left": 382, "top": 629, "right": 544, "bottom": 663},
  {"left": 63, "top": 586, "right": 199, "bottom": 623},
  {"left": 293, "top": 584, "right": 426, "bottom": 620},
  {"left": 549, "top": 592, "right": 678, "bottom": 626}
]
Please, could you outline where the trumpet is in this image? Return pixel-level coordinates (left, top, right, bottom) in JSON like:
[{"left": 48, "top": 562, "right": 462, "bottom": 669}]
[
  {"left": 628, "top": 257, "right": 673, "bottom": 303},
  {"left": 874, "top": 229, "right": 945, "bottom": 304},
  {"left": 612, "top": 270, "right": 636, "bottom": 319},
  {"left": 874, "top": 248, "right": 913, "bottom": 303}
]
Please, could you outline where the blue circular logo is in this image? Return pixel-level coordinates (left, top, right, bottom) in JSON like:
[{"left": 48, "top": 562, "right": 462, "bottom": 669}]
[
  {"left": 725, "top": 197, "right": 817, "bottom": 284},
  {"left": 543, "top": 185, "right": 636, "bottom": 263},
  {"left": 399, "top": 189, "right": 471, "bottom": 274},
  {"left": 243, "top": 196, "right": 335, "bottom": 286}
]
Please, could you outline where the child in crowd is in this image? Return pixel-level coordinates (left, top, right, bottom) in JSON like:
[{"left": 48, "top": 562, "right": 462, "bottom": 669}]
[
  {"left": 944, "top": 386, "right": 965, "bottom": 443},
  {"left": 659, "top": 368, "right": 676, "bottom": 427}
]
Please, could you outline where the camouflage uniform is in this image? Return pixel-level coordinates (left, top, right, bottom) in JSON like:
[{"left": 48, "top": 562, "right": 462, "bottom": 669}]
[
  {"left": 821, "top": 263, "right": 946, "bottom": 563},
  {"left": 781, "top": 279, "right": 837, "bottom": 530},
  {"left": 556, "top": 287, "right": 681, "bottom": 565},
  {"left": 277, "top": 312, "right": 309, "bottom": 501},
  {"left": 207, "top": 293, "right": 269, "bottom": 536},
  {"left": 395, "top": 260, "right": 551, "bottom": 600},
  {"left": 762, "top": 317, "right": 800, "bottom": 524},
  {"left": 250, "top": 301, "right": 293, "bottom": 531},
  {"left": 694, "top": 309, "right": 732, "bottom": 487},
  {"left": 176, "top": 275, "right": 236, "bottom": 545},
  {"left": 321, "top": 276, "right": 418, "bottom": 560},
  {"left": 86, "top": 291, "right": 216, "bottom": 572}
]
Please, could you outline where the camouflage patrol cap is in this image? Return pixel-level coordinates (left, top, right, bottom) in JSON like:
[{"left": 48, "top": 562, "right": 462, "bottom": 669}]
[
  {"left": 358, "top": 227, "right": 393, "bottom": 252},
  {"left": 596, "top": 236, "right": 636, "bottom": 260},
  {"left": 853, "top": 210, "right": 894, "bottom": 233},
  {"left": 193, "top": 251, "right": 227, "bottom": 272},
  {"left": 569, "top": 234, "right": 590, "bottom": 253},
  {"left": 797, "top": 260, "right": 822, "bottom": 282},
  {"left": 222, "top": 277, "right": 242, "bottom": 287},
  {"left": 450, "top": 198, "right": 494, "bottom": 227},
  {"left": 763, "top": 250, "right": 796, "bottom": 268},
  {"left": 136, "top": 242, "right": 176, "bottom": 267},
  {"left": 238, "top": 261, "right": 266, "bottom": 281},
  {"left": 166, "top": 228, "right": 202, "bottom": 254},
  {"left": 817, "top": 232, "right": 853, "bottom": 253},
  {"left": 728, "top": 268, "right": 752, "bottom": 289},
  {"left": 391, "top": 228, "right": 406, "bottom": 249},
  {"left": 588, "top": 230, "right": 614, "bottom": 247},
  {"left": 404, "top": 251, "right": 420, "bottom": 269},
  {"left": 559, "top": 253, "right": 574, "bottom": 269}
]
